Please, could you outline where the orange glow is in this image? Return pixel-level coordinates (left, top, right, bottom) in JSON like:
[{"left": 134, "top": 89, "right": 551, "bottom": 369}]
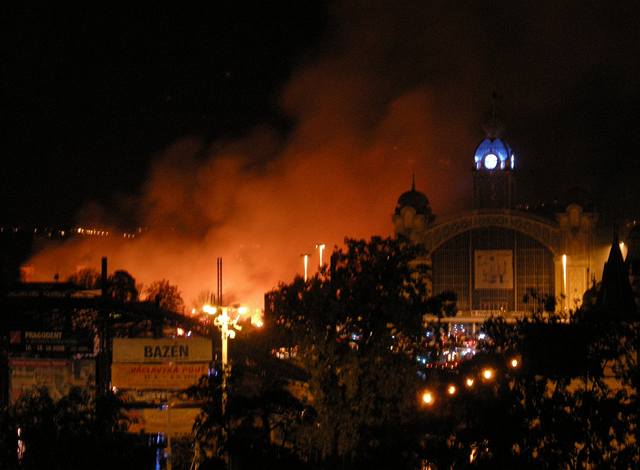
[
  {"left": 251, "top": 309, "right": 264, "bottom": 328},
  {"left": 447, "top": 384, "right": 456, "bottom": 395},
  {"left": 421, "top": 390, "right": 435, "bottom": 405},
  {"left": 203, "top": 304, "right": 217, "bottom": 315},
  {"left": 465, "top": 377, "right": 474, "bottom": 388},
  {"left": 24, "top": 48, "right": 464, "bottom": 309},
  {"left": 316, "top": 243, "right": 326, "bottom": 268},
  {"left": 237, "top": 306, "right": 249, "bottom": 316},
  {"left": 510, "top": 358, "right": 519, "bottom": 368},
  {"left": 482, "top": 368, "right": 494, "bottom": 380}
]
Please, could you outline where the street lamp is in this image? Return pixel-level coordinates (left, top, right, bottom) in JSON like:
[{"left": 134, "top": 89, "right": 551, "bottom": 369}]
[
  {"left": 301, "top": 253, "right": 310, "bottom": 281},
  {"left": 201, "top": 303, "right": 263, "bottom": 467},
  {"left": 421, "top": 389, "right": 435, "bottom": 406},
  {"left": 315, "top": 243, "right": 326, "bottom": 269},
  {"left": 481, "top": 368, "right": 495, "bottom": 381},
  {"left": 202, "top": 304, "right": 255, "bottom": 418}
]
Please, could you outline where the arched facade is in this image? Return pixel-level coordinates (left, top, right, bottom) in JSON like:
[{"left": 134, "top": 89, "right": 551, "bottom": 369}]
[
  {"left": 393, "top": 125, "right": 599, "bottom": 317},
  {"left": 431, "top": 226, "right": 555, "bottom": 314}
]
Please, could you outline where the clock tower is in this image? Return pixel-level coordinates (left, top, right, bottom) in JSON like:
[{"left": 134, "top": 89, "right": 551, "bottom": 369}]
[{"left": 472, "top": 125, "right": 516, "bottom": 210}]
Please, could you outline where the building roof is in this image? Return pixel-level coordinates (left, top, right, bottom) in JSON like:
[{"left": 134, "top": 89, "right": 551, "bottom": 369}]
[{"left": 395, "top": 177, "right": 432, "bottom": 216}]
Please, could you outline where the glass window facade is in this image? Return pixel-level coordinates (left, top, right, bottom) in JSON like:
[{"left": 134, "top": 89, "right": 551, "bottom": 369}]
[{"left": 431, "top": 227, "right": 554, "bottom": 313}]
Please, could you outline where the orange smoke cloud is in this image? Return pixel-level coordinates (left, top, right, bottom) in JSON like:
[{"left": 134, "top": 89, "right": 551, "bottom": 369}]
[{"left": 28, "top": 7, "right": 478, "bottom": 309}]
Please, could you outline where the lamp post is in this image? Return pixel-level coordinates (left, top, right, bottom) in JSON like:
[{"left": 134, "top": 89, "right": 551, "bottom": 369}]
[
  {"left": 301, "top": 253, "right": 310, "bottom": 281},
  {"left": 315, "top": 243, "right": 326, "bottom": 269},
  {"left": 202, "top": 304, "right": 263, "bottom": 467},
  {"left": 203, "top": 304, "right": 248, "bottom": 417}
]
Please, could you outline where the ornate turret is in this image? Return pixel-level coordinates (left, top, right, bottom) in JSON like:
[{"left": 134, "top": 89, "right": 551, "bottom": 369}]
[
  {"left": 472, "top": 99, "right": 516, "bottom": 210},
  {"left": 392, "top": 176, "right": 435, "bottom": 243}
]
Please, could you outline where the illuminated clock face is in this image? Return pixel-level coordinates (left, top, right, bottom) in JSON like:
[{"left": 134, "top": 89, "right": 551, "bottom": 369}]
[{"left": 484, "top": 153, "right": 498, "bottom": 170}]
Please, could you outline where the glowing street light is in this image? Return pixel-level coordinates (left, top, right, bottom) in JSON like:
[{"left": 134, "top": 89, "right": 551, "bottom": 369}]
[
  {"left": 482, "top": 368, "right": 495, "bottom": 381},
  {"left": 203, "top": 304, "right": 251, "bottom": 417},
  {"left": 562, "top": 254, "right": 567, "bottom": 311},
  {"left": 509, "top": 357, "right": 519, "bottom": 369},
  {"left": 250, "top": 309, "right": 264, "bottom": 328},
  {"left": 422, "top": 390, "right": 435, "bottom": 406},
  {"left": 447, "top": 384, "right": 457, "bottom": 396},
  {"left": 315, "top": 243, "right": 326, "bottom": 268},
  {"left": 301, "top": 253, "right": 310, "bottom": 281},
  {"left": 465, "top": 377, "right": 475, "bottom": 388}
]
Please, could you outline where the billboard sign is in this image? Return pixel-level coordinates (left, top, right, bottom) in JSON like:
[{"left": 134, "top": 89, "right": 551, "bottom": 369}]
[
  {"left": 474, "top": 250, "right": 513, "bottom": 289},
  {"left": 126, "top": 407, "right": 200, "bottom": 436},
  {"left": 112, "top": 338, "right": 211, "bottom": 363},
  {"left": 9, "top": 330, "right": 93, "bottom": 355},
  {"left": 9, "top": 358, "right": 95, "bottom": 402}
]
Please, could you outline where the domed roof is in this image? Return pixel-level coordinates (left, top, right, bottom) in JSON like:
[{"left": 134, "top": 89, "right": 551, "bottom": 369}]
[
  {"left": 474, "top": 137, "right": 515, "bottom": 169},
  {"left": 395, "top": 178, "right": 431, "bottom": 216},
  {"left": 396, "top": 189, "right": 429, "bottom": 214}
]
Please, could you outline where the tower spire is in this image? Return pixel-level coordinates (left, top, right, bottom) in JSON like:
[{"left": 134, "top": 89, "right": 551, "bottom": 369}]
[
  {"left": 491, "top": 91, "right": 497, "bottom": 121},
  {"left": 483, "top": 91, "right": 504, "bottom": 139}
]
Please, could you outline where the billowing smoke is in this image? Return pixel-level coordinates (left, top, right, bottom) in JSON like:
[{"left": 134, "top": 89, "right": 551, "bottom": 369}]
[
  {"left": 28, "top": 1, "right": 636, "bottom": 308},
  {"left": 28, "top": 86, "right": 468, "bottom": 309}
]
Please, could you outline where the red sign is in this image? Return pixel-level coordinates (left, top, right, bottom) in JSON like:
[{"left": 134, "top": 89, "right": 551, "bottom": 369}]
[{"left": 111, "top": 363, "right": 209, "bottom": 390}]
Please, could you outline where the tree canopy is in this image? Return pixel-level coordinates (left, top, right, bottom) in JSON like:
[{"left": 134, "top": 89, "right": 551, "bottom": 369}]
[
  {"left": 265, "top": 237, "right": 431, "bottom": 467},
  {"left": 144, "top": 279, "right": 185, "bottom": 313},
  {"left": 106, "top": 270, "right": 138, "bottom": 303}
]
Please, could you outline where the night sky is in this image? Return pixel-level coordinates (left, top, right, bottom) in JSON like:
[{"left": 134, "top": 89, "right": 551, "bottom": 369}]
[
  {"left": 2, "top": 3, "right": 326, "bottom": 225},
  {"left": 3, "top": 1, "right": 640, "bottom": 228}
]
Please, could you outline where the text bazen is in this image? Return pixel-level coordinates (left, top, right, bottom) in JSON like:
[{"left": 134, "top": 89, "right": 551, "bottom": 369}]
[{"left": 143, "top": 345, "right": 189, "bottom": 359}]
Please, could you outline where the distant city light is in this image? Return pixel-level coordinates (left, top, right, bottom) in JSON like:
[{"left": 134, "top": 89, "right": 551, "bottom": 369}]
[
  {"left": 465, "top": 377, "right": 475, "bottom": 388},
  {"left": 422, "top": 390, "right": 435, "bottom": 406},
  {"left": 203, "top": 304, "right": 217, "bottom": 315},
  {"left": 447, "top": 384, "right": 457, "bottom": 395},
  {"left": 482, "top": 368, "right": 494, "bottom": 380}
]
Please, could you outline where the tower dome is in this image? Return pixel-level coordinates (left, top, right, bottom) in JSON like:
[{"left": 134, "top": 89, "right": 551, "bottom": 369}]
[
  {"left": 473, "top": 137, "right": 515, "bottom": 171},
  {"left": 394, "top": 177, "right": 431, "bottom": 217},
  {"left": 392, "top": 177, "right": 435, "bottom": 241}
]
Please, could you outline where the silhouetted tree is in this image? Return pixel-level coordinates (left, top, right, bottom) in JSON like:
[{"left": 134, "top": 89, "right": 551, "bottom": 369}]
[
  {"left": 106, "top": 270, "right": 138, "bottom": 303},
  {"left": 425, "top": 290, "right": 458, "bottom": 319},
  {"left": 144, "top": 279, "right": 185, "bottom": 312},
  {"left": 67, "top": 268, "right": 101, "bottom": 289},
  {"left": 188, "top": 349, "right": 307, "bottom": 468},
  {"left": 0, "top": 387, "right": 154, "bottom": 469},
  {"left": 419, "top": 291, "right": 639, "bottom": 468},
  {"left": 266, "top": 237, "right": 430, "bottom": 468}
]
